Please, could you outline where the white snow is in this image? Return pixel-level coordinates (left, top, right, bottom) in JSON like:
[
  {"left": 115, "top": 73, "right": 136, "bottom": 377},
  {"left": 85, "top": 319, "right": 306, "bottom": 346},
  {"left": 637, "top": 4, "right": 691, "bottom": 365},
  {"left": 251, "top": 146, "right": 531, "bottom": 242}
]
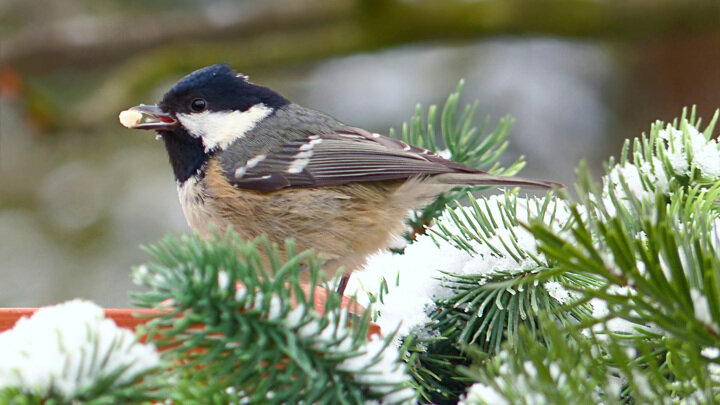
[
  {"left": 235, "top": 284, "right": 247, "bottom": 301},
  {"left": 543, "top": 281, "right": 578, "bottom": 305},
  {"left": 604, "top": 158, "right": 667, "bottom": 204},
  {"left": 296, "top": 316, "right": 321, "bottom": 338},
  {"left": 460, "top": 382, "right": 509, "bottom": 405},
  {"left": 711, "top": 218, "right": 720, "bottom": 251},
  {"left": 631, "top": 370, "right": 654, "bottom": 398},
  {"left": 603, "top": 121, "right": 720, "bottom": 213},
  {"left": 218, "top": 269, "right": 230, "bottom": 290},
  {"left": 658, "top": 125, "right": 690, "bottom": 175},
  {"left": 690, "top": 287, "right": 714, "bottom": 327},
  {"left": 267, "top": 295, "right": 282, "bottom": 321},
  {"left": 347, "top": 195, "right": 574, "bottom": 339},
  {"left": 701, "top": 347, "right": 720, "bottom": 359},
  {"left": 549, "top": 363, "right": 561, "bottom": 380},
  {"left": 346, "top": 121, "right": 720, "bottom": 344},
  {"left": 284, "top": 304, "right": 308, "bottom": 329},
  {"left": 0, "top": 299, "right": 159, "bottom": 399},
  {"left": 701, "top": 347, "right": 720, "bottom": 384},
  {"left": 523, "top": 361, "right": 538, "bottom": 379},
  {"left": 658, "top": 123, "right": 720, "bottom": 178},
  {"left": 282, "top": 305, "right": 414, "bottom": 403},
  {"left": 336, "top": 335, "right": 415, "bottom": 403},
  {"left": 587, "top": 285, "right": 640, "bottom": 336}
]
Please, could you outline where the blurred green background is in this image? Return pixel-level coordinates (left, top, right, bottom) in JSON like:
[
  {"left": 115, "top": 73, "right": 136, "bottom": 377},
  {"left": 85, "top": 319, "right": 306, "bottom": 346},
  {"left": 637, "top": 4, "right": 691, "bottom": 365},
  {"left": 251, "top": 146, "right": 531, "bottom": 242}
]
[{"left": 1, "top": 0, "right": 719, "bottom": 307}]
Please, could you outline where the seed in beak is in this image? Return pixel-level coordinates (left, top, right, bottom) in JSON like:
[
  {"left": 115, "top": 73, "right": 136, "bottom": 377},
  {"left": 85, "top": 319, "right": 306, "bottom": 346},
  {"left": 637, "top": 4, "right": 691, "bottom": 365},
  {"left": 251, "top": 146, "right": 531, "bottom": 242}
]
[{"left": 119, "top": 110, "right": 143, "bottom": 128}]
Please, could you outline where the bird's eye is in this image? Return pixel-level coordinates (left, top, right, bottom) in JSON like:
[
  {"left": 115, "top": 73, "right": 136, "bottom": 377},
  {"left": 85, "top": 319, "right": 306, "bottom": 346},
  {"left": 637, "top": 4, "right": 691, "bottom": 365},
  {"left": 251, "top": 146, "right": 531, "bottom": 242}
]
[{"left": 190, "top": 98, "right": 207, "bottom": 112}]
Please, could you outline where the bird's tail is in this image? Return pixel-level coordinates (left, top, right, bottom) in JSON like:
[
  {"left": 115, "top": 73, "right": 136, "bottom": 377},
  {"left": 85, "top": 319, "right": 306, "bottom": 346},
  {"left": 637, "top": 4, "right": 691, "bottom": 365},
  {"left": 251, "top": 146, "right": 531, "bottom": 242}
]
[{"left": 430, "top": 172, "right": 562, "bottom": 189}]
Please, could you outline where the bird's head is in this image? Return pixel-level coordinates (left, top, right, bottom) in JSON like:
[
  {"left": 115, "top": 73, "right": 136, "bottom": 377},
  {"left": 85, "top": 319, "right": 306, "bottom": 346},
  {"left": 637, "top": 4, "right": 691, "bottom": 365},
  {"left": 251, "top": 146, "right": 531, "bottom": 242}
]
[{"left": 119, "top": 63, "right": 289, "bottom": 182}]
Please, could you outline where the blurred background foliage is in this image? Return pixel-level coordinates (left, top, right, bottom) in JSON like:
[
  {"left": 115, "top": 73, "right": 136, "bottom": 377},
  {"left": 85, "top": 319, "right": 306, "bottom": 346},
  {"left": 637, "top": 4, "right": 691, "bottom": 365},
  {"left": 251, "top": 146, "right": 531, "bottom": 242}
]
[{"left": 1, "top": 0, "right": 719, "bottom": 307}]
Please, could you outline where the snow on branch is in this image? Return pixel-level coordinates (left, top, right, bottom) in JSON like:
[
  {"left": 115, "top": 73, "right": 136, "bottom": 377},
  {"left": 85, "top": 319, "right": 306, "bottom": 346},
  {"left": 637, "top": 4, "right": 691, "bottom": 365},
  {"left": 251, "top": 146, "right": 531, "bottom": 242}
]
[
  {"left": 0, "top": 300, "right": 159, "bottom": 401},
  {"left": 133, "top": 232, "right": 416, "bottom": 404}
]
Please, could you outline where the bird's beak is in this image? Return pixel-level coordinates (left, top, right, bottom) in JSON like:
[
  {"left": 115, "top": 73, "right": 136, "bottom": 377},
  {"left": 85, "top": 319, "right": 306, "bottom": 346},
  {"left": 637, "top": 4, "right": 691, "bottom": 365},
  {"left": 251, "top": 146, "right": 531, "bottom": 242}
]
[{"left": 119, "top": 104, "right": 177, "bottom": 130}]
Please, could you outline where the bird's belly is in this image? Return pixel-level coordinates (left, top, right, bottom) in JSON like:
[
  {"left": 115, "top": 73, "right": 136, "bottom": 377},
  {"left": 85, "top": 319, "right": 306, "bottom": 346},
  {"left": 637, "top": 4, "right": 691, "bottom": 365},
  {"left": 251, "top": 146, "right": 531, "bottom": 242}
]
[
  {"left": 182, "top": 162, "right": 423, "bottom": 275},
  {"left": 205, "top": 179, "right": 412, "bottom": 273}
]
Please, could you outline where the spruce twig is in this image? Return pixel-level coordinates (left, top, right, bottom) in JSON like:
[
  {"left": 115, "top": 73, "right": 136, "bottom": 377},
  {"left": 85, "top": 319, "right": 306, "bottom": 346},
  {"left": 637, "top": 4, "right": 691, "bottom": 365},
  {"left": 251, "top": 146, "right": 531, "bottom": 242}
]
[
  {"left": 389, "top": 80, "right": 525, "bottom": 244},
  {"left": 132, "top": 230, "right": 416, "bottom": 404}
]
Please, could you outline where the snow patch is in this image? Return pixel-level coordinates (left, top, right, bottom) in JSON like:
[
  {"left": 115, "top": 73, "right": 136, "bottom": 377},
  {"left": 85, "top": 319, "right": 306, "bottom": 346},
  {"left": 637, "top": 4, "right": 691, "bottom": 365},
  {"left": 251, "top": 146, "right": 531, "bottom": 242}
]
[
  {"left": 348, "top": 195, "right": 573, "bottom": 339},
  {"left": 0, "top": 299, "right": 159, "bottom": 399}
]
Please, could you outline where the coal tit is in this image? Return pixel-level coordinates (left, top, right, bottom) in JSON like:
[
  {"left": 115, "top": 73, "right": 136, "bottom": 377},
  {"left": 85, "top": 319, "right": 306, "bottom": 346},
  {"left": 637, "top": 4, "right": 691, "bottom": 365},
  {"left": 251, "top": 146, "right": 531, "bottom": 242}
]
[{"left": 120, "top": 63, "right": 558, "bottom": 293}]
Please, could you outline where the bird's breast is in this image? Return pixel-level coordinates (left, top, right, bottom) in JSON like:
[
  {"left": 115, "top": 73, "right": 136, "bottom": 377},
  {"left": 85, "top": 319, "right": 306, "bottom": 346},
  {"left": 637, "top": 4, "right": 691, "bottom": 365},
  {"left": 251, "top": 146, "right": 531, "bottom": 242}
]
[{"left": 177, "top": 175, "right": 215, "bottom": 236}]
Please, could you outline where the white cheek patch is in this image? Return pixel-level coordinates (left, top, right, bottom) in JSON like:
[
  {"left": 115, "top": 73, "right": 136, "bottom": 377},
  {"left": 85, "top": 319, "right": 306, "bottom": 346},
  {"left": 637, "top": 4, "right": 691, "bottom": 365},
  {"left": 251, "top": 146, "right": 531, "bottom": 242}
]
[{"left": 176, "top": 104, "right": 272, "bottom": 152}]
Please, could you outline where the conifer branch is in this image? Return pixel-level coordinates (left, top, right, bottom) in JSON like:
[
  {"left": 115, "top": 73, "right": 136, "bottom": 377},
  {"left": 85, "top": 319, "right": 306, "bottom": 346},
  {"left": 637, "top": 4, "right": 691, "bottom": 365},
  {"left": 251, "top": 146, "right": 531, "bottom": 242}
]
[
  {"left": 510, "top": 109, "right": 720, "bottom": 404},
  {"left": 389, "top": 80, "right": 525, "bottom": 244},
  {"left": 132, "top": 230, "right": 416, "bottom": 404}
]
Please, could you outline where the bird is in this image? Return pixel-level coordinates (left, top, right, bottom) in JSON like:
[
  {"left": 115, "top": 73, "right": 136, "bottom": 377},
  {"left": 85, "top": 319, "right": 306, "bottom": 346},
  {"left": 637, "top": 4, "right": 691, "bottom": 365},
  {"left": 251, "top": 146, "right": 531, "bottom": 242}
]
[{"left": 119, "top": 63, "right": 559, "bottom": 296}]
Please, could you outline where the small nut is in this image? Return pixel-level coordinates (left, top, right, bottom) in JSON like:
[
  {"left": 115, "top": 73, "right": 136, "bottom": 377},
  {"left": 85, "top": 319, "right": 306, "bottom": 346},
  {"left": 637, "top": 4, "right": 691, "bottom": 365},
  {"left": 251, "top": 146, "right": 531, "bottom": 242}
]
[{"left": 119, "top": 110, "right": 143, "bottom": 128}]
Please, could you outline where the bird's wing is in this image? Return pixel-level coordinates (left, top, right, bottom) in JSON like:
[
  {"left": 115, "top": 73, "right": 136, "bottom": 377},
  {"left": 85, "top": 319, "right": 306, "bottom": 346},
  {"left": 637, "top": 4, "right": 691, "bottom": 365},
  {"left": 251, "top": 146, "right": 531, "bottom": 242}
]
[{"left": 223, "top": 127, "right": 477, "bottom": 191}]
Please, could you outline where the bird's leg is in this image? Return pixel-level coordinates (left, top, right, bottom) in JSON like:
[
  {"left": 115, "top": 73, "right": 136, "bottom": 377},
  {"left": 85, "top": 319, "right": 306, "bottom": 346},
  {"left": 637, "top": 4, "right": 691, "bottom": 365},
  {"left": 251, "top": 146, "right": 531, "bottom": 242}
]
[{"left": 336, "top": 274, "right": 350, "bottom": 297}]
